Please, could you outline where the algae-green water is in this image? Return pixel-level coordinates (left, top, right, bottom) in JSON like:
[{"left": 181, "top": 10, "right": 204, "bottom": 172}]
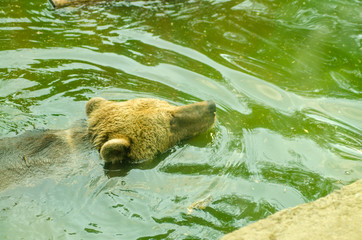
[{"left": 0, "top": 0, "right": 361, "bottom": 239}]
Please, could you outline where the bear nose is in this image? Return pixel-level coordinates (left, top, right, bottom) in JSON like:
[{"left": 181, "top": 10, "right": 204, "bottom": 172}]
[{"left": 206, "top": 100, "right": 216, "bottom": 115}]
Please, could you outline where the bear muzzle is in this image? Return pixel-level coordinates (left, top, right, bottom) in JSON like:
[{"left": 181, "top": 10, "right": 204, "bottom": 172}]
[{"left": 170, "top": 100, "right": 216, "bottom": 139}]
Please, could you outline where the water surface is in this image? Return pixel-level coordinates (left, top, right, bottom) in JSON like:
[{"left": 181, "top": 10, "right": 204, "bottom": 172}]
[{"left": 0, "top": 0, "right": 361, "bottom": 239}]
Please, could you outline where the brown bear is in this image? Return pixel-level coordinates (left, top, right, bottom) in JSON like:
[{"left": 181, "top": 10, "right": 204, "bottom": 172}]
[{"left": 0, "top": 97, "right": 216, "bottom": 189}]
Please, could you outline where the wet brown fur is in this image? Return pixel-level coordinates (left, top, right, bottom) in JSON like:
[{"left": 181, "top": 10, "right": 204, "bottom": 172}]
[{"left": 0, "top": 97, "right": 215, "bottom": 189}]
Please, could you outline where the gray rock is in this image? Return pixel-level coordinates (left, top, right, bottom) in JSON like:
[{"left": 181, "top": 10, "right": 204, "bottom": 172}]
[{"left": 222, "top": 179, "right": 362, "bottom": 240}]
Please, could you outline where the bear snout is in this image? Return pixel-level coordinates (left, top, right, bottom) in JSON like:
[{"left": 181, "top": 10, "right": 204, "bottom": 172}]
[
  {"left": 206, "top": 100, "right": 216, "bottom": 118},
  {"left": 170, "top": 100, "right": 216, "bottom": 139},
  {"left": 206, "top": 100, "right": 216, "bottom": 112}
]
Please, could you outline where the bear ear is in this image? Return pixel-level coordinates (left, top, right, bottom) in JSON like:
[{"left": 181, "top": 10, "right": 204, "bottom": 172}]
[
  {"left": 100, "top": 138, "right": 130, "bottom": 164},
  {"left": 86, "top": 97, "right": 106, "bottom": 116}
]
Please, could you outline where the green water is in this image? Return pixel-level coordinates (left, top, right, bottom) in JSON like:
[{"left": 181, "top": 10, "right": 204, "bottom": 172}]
[{"left": 0, "top": 0, "right": 361, "bottom": 239}]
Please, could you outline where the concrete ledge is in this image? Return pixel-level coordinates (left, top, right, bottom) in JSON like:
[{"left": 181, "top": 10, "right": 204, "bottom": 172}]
[{"left": 221, "top": 179, "right": 362, "bottom": 240}]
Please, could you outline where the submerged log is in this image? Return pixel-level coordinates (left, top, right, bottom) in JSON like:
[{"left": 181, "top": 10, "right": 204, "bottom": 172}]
[{"left": 49, "top": 0, "right": 109, "bottom": 8}]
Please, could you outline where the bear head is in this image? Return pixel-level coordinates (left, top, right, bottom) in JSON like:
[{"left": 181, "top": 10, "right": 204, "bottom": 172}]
[{"left": 86, "top": 97, "right": 216, "bottom": 164}]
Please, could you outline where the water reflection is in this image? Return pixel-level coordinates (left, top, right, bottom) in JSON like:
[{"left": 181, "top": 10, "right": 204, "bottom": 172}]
[{"left": 259, "top": 163, "right": 336, "bottom": 200}]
